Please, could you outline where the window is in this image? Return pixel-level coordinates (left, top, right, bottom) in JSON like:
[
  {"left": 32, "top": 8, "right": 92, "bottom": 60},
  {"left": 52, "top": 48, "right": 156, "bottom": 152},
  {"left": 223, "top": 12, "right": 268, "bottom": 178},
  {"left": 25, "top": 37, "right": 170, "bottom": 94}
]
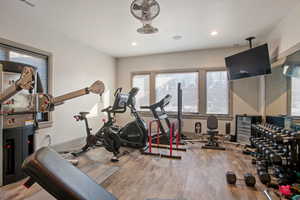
[
  {"left": 0, "top": 43, "right": 50, "bottom": 122},
  {"left": 206, "top": 71, "right": 229, "bottom": 114},
  {"left": 131, "top": 69, "right": 231, "bottom": 116},
  {"left": 291, "top": 77, "right": 300, "bottom": 116},
  {"left": 155, "top": 72, "right": 198, "bottom": 112},
  {"left": 9, "top": 51, "right": 48, "bottom": 93},
  {"left": 0, "top": 47, "right": 5, "bottom": 60},
  {"left": 132, "top": 74, "right": 150, "bottom": 111}
]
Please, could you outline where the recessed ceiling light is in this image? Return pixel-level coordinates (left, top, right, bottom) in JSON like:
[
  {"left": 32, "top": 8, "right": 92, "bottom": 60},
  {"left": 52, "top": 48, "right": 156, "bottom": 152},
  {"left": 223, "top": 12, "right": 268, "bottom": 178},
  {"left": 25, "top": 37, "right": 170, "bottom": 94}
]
[
  {"left": 211, "top": 31, "right": 218, "bottom": 36},
  {"left": 173, "top": 35, "right": 183, "bottom": 40},
  {"left": 131, "top": 42, "right": 137, "bottom": 46}
]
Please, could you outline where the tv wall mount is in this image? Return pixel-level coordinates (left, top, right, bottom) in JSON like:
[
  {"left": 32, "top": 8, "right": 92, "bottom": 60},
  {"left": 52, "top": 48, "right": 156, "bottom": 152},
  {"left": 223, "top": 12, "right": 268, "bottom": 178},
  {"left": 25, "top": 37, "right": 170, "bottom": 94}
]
[{"left": 245, "top": 36, "right": 256, "bottom": 49}]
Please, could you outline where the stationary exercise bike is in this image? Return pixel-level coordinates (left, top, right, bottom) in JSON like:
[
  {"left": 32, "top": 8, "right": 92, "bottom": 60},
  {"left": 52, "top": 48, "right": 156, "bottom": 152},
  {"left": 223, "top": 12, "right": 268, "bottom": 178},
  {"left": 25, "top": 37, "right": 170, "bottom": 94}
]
[
  {"left": 71, "top": 88, "right": 127, "bottom": 157},
  {"left": 71, "top": 112, "right": 104, "bottom": 157},
  {"left": 101, "top": 87, "right": 148, "bottom": 162}
]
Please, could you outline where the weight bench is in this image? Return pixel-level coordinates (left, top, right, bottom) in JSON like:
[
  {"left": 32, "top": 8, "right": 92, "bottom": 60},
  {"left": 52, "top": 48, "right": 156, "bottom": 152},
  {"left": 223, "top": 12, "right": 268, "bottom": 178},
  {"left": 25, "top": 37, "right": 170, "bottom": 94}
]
[
  {"left": 202, "top": 115, "right": 225, "bottom": 150},
  {"left": 22, "top": 147, "right": 118, "bottom": 200}
]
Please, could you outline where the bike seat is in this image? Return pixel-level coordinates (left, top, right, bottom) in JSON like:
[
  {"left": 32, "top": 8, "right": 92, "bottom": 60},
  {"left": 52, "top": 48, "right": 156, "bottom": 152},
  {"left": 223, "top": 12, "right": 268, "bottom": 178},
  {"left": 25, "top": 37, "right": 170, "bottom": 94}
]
[{"left": 79, "top": 112, "right": 90, "bottom": 117}]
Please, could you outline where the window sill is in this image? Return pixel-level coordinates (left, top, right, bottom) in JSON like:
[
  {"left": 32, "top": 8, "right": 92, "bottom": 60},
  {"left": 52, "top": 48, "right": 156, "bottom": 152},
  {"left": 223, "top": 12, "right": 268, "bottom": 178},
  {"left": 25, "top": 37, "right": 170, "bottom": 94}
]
[
  {"left": 137, "top": 111, "right": 233, "bottom": 121},
  {"left": 292, "top": 117, "right": 300, "bottom": 124},
  {"left": 37, "top": 121, "right": 53, "bottom": 129}
]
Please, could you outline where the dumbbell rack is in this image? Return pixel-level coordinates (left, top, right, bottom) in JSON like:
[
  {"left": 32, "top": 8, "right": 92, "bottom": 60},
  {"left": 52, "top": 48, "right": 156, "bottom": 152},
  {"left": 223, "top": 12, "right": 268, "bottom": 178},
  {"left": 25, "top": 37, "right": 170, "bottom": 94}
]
[{"left": 250, "top": 123, "right": 300, "bottom": 186}]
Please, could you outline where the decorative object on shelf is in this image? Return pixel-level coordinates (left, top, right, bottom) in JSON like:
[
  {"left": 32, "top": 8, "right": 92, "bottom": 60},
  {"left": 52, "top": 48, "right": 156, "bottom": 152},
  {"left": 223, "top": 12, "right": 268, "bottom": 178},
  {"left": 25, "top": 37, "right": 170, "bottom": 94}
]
[{"left": 130, "top": 0, "right": 160, "bottom": 34}]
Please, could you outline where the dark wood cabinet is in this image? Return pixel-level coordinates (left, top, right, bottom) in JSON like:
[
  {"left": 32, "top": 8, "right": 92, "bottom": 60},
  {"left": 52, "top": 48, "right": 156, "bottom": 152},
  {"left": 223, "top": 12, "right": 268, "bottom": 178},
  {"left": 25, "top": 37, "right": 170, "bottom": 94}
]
[{"left": 3, "top": 125, "right": 35, "bottom": 185}]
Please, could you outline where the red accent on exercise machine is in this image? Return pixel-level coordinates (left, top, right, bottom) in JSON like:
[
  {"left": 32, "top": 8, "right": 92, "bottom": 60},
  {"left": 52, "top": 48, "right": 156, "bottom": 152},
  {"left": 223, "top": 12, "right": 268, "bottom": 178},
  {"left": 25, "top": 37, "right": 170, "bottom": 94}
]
[
  {"left": 142, "top": 120, "right": 186, "bottom": 159},
  {"left": 4, "top": 145, "right": 12, "bottom": 149}
]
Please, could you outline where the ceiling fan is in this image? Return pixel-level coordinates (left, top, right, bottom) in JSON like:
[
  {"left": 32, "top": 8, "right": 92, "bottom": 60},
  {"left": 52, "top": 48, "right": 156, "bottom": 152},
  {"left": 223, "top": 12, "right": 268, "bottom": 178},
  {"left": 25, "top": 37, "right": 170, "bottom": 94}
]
[
  {"left": 19, "top": 0, "right": 35, "bottom": 7},
  {"left": 130, "top": 0, "right": 160, "bottom": 34}
]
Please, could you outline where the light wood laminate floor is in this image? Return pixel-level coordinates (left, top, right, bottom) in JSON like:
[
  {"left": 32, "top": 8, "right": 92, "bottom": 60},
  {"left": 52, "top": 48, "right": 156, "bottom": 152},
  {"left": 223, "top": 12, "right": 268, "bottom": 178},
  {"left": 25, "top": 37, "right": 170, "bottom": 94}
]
[{"left": 0, "top": 143, "right": 274, "bottom": 200}]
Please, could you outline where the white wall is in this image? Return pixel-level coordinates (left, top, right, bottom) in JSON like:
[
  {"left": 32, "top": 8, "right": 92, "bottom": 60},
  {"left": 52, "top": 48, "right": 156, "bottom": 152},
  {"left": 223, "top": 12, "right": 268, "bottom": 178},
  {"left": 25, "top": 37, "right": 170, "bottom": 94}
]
[
  {"left": 115, "top": 3, "right": 300, "bottom": 134},
  {"left": 2, "top": 0, "right": 298, "bottom": 146},
  {"left": 0, "top": 15, "right": 116, "bottom": 147},
  {"left": 116, "top": 47, "right": 262, "bottom": 135},
  {"left": 264, "top": 3, "right": 300, "bottom": 115},
  {"left": 266, "top": 3, "right": 300, "bottom": 58}
]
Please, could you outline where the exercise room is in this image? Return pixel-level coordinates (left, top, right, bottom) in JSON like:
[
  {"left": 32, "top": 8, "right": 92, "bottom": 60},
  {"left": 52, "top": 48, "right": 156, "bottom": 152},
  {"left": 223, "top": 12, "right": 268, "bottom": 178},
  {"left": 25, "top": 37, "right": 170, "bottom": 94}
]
[{"left": 1, "top": 0, "right": 300, "bottom": 200}]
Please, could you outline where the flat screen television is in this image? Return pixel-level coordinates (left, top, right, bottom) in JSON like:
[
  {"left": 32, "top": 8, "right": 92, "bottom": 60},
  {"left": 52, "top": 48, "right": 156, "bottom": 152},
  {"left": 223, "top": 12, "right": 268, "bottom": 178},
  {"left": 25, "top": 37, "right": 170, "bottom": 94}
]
[{"left": 225, "top": 44, "right": 271, "bottom": 80}]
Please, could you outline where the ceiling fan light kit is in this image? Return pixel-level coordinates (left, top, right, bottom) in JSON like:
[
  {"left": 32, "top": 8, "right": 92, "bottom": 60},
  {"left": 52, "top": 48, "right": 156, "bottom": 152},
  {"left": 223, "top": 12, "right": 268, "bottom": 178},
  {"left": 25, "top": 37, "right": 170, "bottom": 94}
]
[
  {"left": 137, "top": 24, "right": 159, "bottom": 34},
  {"left": 130, "top": 0, "right": 160, "bottom": 34}
]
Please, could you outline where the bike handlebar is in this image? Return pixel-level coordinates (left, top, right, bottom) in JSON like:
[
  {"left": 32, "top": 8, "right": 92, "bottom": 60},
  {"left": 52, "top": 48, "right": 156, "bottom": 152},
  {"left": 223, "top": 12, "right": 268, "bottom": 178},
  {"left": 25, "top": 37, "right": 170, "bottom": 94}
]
[
  {"left": 101, "top": 106, "right": 112, "bottom": 113},
  {"left": 114, "top": 88, "right": 122, "bottom": 97},
  {"left": 140, "top": 95, "right": 172, "bottom": 111},
  {"left": 73, "top": 115, "right": 81, "bottom": 121}
]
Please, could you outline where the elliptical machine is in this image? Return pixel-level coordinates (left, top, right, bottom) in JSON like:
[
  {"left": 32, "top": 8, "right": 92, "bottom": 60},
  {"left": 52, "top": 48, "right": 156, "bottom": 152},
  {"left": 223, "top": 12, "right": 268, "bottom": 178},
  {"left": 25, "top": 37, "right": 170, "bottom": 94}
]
[
  {"left": 141, "top": 94, "right": 175, "bottom": 145},
  {"left": 101, "top": 87, "right": 148, "bottom": 162}
]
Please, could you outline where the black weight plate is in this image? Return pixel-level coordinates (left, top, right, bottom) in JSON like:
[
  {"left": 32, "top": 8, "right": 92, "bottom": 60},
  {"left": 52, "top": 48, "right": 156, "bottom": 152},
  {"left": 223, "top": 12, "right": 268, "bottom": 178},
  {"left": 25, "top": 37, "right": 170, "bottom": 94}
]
[{"left": 226, "top": 171, "right": 236, "bottom": 185}]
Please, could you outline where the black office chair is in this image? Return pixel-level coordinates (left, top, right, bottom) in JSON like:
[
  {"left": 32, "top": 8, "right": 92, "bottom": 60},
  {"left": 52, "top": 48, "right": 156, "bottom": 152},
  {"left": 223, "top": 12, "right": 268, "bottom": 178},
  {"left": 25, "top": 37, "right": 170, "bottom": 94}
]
[{"left": 202, "top": 115, "right": 226, "bottom": 150}]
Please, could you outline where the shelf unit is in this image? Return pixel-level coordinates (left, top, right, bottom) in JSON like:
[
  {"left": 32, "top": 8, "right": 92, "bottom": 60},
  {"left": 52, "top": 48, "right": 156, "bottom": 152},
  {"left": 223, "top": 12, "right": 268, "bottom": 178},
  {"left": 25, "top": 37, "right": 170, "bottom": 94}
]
[{"left": 235, "top": 115, "right": 262, "bottom": 144}]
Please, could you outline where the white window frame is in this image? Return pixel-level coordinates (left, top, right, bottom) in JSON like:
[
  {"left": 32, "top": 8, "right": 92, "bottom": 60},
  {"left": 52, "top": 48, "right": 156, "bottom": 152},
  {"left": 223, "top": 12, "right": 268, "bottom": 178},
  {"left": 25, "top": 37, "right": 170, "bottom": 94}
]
[
  {"left": 205, "top": 70, "right": 230, "bottom": 115},
  {"left": 131, "top": 73, "right": 151, "bottom": 111},
  {"left": 289, "top": 77, "right": 300, "bottom": 117},
  {"left": 131, "top": 68, "right": 232, "bottom": 119},
  {"left": 155, "top": 71, "right": 199, "bottom": 113}
]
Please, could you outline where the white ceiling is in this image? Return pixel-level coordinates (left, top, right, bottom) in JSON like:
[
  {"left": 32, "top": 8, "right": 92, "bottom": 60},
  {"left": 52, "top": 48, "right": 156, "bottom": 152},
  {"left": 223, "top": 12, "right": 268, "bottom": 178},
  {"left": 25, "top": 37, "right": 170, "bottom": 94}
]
[{"left": 1, "top": 0, "right": 300, "bottom": 57}]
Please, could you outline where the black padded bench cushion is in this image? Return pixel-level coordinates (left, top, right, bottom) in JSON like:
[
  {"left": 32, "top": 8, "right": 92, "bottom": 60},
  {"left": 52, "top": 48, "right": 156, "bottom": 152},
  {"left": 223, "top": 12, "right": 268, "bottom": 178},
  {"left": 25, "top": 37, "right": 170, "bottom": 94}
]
[{"left": 22, "top": 147, "right": 118, "bottom": 200}]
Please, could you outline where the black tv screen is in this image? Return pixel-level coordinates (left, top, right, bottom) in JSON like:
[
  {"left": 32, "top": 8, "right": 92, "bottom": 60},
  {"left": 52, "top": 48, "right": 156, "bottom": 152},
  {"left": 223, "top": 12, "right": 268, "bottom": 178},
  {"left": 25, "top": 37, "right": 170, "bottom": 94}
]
[{"left": 225, "top": 44, "right": 271, "bottom": 80}]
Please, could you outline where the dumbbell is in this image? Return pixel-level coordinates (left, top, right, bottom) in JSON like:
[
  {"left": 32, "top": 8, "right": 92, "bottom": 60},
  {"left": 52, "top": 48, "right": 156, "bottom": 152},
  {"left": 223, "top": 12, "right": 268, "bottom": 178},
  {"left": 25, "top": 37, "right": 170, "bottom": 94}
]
[
  {"left": 267, "top": 131, "right": 275, "bottom": 139},
  {"left": 258, "top": 170, "right": 271, "bottom": 185},
  {"left": 257, "top": 165, "right": 268, "bottom": 174},
  {"left": 290, "top": 132, "right": 300, "bottom": 137},
  {"left": 278, "top": 173, "right": 289, "bottom": 185},
  {"left": 226, "top": 171, "right": 256, "bottom": 187},
  {"left": 278, "top": 147, "right": 289, "bottom": 156},
  {"left": 250, "top": 137, "right": 257, "bottom": 146},
  {"left": 257, "top": 158, "right": 268, "bottom": 165},
  {"left": 263, "top": 147, "right": 272, "bottom": 156},
  {"left": 258, "top": 143, "right": 266, "bottom": 152},
  {"left": 274, "top": 167, "right": 285, "bottom": 178},
  {"left": 269, "top": 153, "right": 282, "bottom": 166},
  {"left": 272, "top": 143, "right": 279, "bottom": 150}
]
